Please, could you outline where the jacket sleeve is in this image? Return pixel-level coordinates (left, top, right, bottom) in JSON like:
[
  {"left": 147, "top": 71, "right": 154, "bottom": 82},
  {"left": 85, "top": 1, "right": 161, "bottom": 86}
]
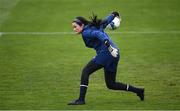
[{"left": 100, "top": 14, "right": 115, "bottom": 29}]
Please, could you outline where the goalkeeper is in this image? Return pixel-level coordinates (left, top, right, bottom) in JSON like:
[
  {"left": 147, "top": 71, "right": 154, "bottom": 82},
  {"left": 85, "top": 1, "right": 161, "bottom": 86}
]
[{"left": 68, "top": 11, "right": 144, "bottom": 105}]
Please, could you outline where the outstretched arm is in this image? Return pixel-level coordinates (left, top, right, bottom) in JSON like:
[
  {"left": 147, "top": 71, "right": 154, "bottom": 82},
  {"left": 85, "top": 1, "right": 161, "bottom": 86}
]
[{"left": 100, "top": 11, "right": 120, "bottom": 29}]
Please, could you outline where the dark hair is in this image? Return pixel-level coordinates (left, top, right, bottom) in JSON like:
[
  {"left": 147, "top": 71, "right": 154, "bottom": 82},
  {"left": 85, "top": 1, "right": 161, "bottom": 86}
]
[
  {"left": 73, "top": 16, "right": 89, "bottom": 26},
  {"left": 89, "top": 14, "right": 102, "bottom": 29},
  {"left": 73, "top": 14, "right": 102, "bottom": 29}
]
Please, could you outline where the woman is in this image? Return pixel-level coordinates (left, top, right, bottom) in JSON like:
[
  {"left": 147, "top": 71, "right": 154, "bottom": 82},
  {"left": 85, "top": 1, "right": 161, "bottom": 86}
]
[{"left": 68, "top": 12, "right": 144, "bottom": 105}]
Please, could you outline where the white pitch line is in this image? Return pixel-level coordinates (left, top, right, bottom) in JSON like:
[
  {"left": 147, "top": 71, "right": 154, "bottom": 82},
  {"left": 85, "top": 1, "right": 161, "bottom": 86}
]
[
  {"left": 110, "top": 31, "right": 180, "bottom": 34},
  {"left": 0, "top": 32, "right": 75, "bottom": 35},
  {"left": 0, "top": 31, "right": 180, "bottom": 36}
]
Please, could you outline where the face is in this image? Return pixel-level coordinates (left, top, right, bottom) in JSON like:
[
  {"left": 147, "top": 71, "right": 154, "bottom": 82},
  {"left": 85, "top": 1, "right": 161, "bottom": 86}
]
[{"left": 72, "top": 22, "right": 84, "bottom": 34}]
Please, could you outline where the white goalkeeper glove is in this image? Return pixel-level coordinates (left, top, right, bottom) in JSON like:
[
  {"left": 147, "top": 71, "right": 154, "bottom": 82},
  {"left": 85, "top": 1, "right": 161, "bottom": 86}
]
[{"left": 108, "top": 45, "right": 118, "bottom": 58}]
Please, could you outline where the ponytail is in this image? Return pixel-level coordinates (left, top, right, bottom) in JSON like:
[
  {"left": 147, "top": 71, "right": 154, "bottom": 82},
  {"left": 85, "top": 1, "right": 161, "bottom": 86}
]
[{"left": 89, "top": 14, "right": 102, "bottom": 29}]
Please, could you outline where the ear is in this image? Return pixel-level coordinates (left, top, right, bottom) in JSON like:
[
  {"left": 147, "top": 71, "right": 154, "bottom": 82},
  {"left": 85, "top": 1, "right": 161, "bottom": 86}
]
[{"left": 80, "top": 23, "right": 84, "bottom": 29}]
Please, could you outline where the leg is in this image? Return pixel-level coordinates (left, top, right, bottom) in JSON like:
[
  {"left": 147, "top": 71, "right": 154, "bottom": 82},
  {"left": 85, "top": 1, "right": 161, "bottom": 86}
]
[
  {"left": 104, "top": 70, "right": 144, "bottom": 101},
  {"left": 80, "top": 60, "right": 103, "bottom": 86},
  {"left": 68, "top": 60, "right": 103, "bottom": 105},
  {"left": 79, "top": 60, "right": 102, "bottom": 101},
  {"left": 104, "top": 70, "right": 127, "bottom": 90}
]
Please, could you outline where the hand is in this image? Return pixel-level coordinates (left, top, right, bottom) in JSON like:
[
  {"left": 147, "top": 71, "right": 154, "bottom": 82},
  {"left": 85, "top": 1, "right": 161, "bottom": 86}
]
[
  {"left": 108, "top": 45, "right": 118, "bottom": 58},
  {"left": 111, "top": 11, "right": 119, "bottom": 17}
]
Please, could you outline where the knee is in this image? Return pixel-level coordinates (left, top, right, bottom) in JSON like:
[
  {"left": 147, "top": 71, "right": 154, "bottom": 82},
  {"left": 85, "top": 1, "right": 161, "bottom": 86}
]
[
  {"left": 106, "top": 82, "right": 115, "bottom": 90},
  {"left": 82, "top": 67, "right": 92, "bottom": 78},
  {"left": 82, "top": 67, "right": 89, "bottom": 75}
]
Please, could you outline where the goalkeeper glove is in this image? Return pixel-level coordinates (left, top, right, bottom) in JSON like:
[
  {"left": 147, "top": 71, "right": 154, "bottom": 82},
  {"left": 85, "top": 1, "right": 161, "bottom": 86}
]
[{"left": 105, "top": 40, "right": 118, "bottom": 58}]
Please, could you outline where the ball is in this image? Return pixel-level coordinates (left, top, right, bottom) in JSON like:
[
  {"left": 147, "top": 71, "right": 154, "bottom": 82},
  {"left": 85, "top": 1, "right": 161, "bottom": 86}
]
[{"left": 106, "top": 16, "right": 121, "bottom": 30}]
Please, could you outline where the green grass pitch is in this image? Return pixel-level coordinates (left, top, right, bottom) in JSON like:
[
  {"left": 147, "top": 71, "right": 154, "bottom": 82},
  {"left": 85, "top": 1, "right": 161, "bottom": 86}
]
[{"left": 0, "top": 0, "right": 180, "bottom": 110}]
